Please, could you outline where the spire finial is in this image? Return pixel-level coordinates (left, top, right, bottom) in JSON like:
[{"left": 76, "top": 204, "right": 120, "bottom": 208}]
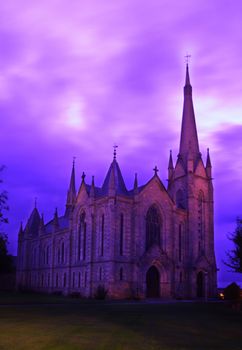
[
  {"left": 184, "top": 54, "right": 191, "bottom": 86},
  {"left": 153, "top": 166, "right": 159, "bottom": 176},
  {"left": 206, "top": 148, "right": 212, "bottom": 168},
  {"left": 113, "top": 144, "right": 118, "bottom": 160},
  {"left": 81, "top": 171, "right": 86, "bottom": 182},
  {"left": 34, "top": 197, "right": 37, "bottom": 209},
  {"left": 134, "top": 173, "right": 138, "bottom": 188},
  {"left": 185, "top": 53, "right": 191, "bottom": 65},
  {"left": 73, "top": 156, "right": 76, "bottom": 167},
  {"left": 168, "top": 150, "right": 174, "bottom": 170}
]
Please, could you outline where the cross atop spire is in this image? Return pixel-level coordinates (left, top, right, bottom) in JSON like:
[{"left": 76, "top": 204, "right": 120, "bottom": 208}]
[{"left": 153, "top": 166, "right": 159, "bottom": 176}]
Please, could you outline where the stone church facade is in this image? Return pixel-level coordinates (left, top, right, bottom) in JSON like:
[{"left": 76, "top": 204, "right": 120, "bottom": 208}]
[{"left": 17, "top": 66, "right": 217, "bottom": 299}]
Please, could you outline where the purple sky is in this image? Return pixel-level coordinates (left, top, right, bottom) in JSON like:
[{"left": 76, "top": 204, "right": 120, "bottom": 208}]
[{"left": 1, "top": 0, "right": 242, "bottom": 287}]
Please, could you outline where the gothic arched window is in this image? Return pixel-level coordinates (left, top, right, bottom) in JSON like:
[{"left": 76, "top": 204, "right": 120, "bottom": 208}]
[
  {"left": 78, "top": 212, "right": 86, "bottom": 260},
  {"left": 101, "top": 214, "right": 104, "bottom": 256},
  {"left": 146, "top": 206, "right": 161, "bottom": 250},
  {"left": 61, "top": 241, "right": 65, "bottom": 263},
  {"left": 46, "top": 246, "right": 49, "bottom": 265},
  {"left": 198, "top": 191, "right": 205, "bottom": 253},
  {"left": 120, "top": 214, "right": 124, "bottom": 256},
  {"left": 178, "top": 224, "right": 182, "bottom": 262}
]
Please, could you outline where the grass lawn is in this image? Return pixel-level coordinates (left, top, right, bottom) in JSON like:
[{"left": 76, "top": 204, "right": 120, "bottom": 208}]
[{"left": 0, "top": 293, "right": 241, "bottom": 350}]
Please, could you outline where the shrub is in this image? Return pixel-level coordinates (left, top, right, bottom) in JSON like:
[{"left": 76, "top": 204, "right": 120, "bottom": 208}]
[
  {"left": 94, "top": 285, "right": 108, "bottom": 300},
  {"left": 224, "top": 282, "right": 241, "bottom": 300},
  {"left": 69, "top": 292, "right": 81, "bottom": 298},
  {"left": 52, "top": 291, "right": 63, "bottom": 296}
]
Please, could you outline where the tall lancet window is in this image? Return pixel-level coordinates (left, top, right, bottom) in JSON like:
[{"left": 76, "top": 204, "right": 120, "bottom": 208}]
[
  {"left": 120, "top": 214, "right": 124, "bottom": 256},
  {"left": 78, "top": 212, "right": 86, "bottom": 261},
  {"left": 178, "top": 224, "right": 183, "bottom": 262},
  {"left": 100, "top": 214, "right": 104, "bottom": 256},
  {"left": 198, "top": 191, "right": 205, "bottom": 253},
  {"left": 146, "top": 206, "right": 161, "bottom": 250},
  {"left": 61, "top": 241, "right": 65, "bottom": 263}
]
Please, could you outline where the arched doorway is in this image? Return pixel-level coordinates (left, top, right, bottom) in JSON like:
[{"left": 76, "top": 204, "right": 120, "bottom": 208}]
[
  {"left": 197, "top": 271, "right": 204, "bottom": 297},
  {"left": 146, "top": 266, "right": 160, "bottom": 298}
]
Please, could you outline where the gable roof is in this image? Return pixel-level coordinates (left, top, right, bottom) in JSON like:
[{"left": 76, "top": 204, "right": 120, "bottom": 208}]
[{"left": 24, "top": 207, "right": 40, "bottom": 236}]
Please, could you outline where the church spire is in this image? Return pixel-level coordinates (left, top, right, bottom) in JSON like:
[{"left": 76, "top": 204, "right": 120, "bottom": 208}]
[
  {"left": 53, "top": 207, "right": 59, "bottom": 229},
  {"left": 102, "top": 148, "right": 127, "bottom": 196},
  {"left": 179, "top": 63, "right": 200, "bottom": 162},
  {"left": 65, "top": 158, "right": 76, "bottom": 215},
  {"left": 168, "top": 150, "right": 174, "bottom": 180},
  {"left": 206, "top": 148, "right": 212, "bottom": 178},
  {"left": 90, "top": 175, "right": 95, "bottom": 198}
]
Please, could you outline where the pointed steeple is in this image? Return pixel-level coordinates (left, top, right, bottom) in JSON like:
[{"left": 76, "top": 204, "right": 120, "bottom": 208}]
[
  {"left": 66, "top": 159, "right": 76, "bottom": 205},
  {"left": 53, "top": 208, "right": 59, "bottom": 230},
  {"left": 39, "top": 213, "right": 45, "bottom": 234},
  {"left": 179, "top": 64, "right": 200, "bottom": 163},
  {"left": 102, "top": 149, "right": 127, "bottom": 196},
  {"left": 65, "top": 159, "right": 76, "bottom": 215},
  {"left": 25, "top": 206, "right": 40, "bottom": 236},
  {"left": 134, "top": 173, "right": 138, "bottom": 189},
  {"left": 206, "top": 148, "right": 212, "bottom": 178},
  {"left": 90, "top": 175, "right": 95, "bottom": 197},
  {"left": 206, "top": 148, "right": 211, "bottom": 168},
  {"left": 168, "top": 150, "right": 174, "bottom": 180}
]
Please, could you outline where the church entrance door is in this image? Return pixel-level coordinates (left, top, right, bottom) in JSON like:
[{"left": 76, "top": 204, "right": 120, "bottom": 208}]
[
  {"left": 196, "top": 271, "right": 204, "bottom": 297},
  {"left": 146, "top": 266, "right": 160, "bottom": 298}
]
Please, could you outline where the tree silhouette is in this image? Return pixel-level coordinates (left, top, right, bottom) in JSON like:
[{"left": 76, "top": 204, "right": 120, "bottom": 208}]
[
  {"left": 0, "top": 166, "right": 13, "bottom": 273},
  {"left": 225, "top": 217, "right": 242, "bottom": 273}
]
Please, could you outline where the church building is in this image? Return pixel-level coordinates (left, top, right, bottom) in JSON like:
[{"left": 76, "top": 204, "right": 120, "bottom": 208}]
[{"left": 17, "top": 65, "right": 217, "bottom": 299}]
